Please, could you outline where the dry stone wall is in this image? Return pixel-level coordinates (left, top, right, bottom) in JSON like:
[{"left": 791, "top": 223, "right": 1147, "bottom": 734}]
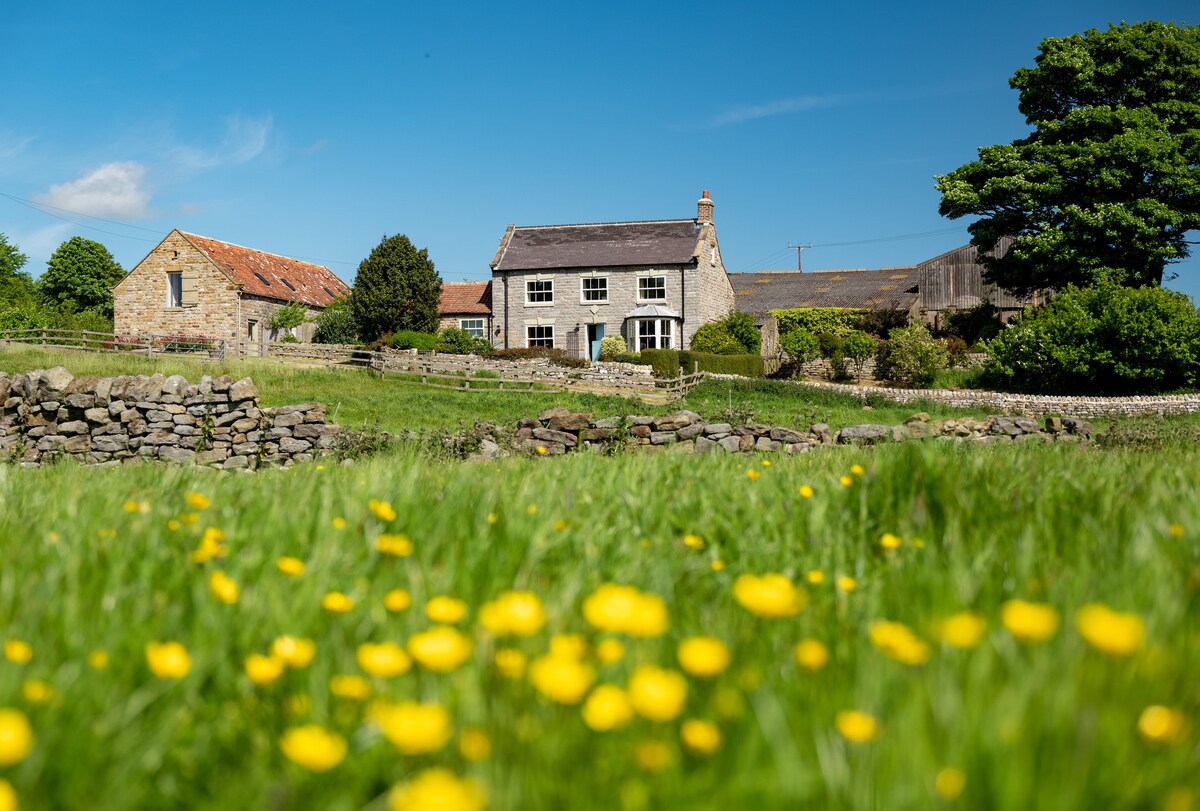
[
  {"left": 382, "top": 350, "right": 656, "bottom": 390},
  {"left": 0, "top": 368, "right": 339, "bottom": 469}
]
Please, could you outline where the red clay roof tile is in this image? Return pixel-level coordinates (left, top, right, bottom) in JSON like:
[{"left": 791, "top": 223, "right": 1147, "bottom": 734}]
[
  {"left": 181, "top": 231, "right": 349, "bottom": 308},
  {"left": 439, "top": 281, "right": 492, "bottom": 315}
]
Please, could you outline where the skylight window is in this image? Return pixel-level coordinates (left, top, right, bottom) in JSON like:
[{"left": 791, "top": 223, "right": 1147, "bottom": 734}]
[
  {"left": 322, "top": 286, "right": 335, "bottom": 297},
  {"left": 253, "top": 272, "right": 271, "bottom": 286},
  {"left": 281, "top": 278, "right": 296, "bottom": 292}
]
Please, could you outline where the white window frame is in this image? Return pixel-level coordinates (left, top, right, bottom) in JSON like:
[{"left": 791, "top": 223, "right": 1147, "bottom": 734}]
[
  {"left": 638, "top": 275, "right": 666, "bottom": 302},
  {"left": 526, "top": 325, "right": 555, "bottom": 348},
  {"left": 166, "top": 271, "right": 183, "bottom": 308},
  {"left": 460, "top": 318, "right": 485, "bottom": 338},
  {"left": 633, "top": 318, "right": 674, "bottom": 351},
  {"left": 580, "top": 276, "right": 608, "bottom": 303},
  {"left": 526, "top": 279, "right": 553, "bottom": 306}
]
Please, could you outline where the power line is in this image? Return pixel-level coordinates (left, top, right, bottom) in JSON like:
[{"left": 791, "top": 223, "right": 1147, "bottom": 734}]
[
  {"left": 0, "top": 192, "right": 158, "bottom": 244},
  {"left": 0, "top": 191, "right": 164, "bottom": 234},
  {"left": 810, "top": 226, "right": 964, "bottom": 249}
]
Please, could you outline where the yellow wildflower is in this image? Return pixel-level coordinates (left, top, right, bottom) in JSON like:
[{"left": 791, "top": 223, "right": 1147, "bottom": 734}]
[
  {"left": 388, "top": 768, "right": 486, "bottom": 811},
  {"left": 486, "top": 512, "right": 498, "bottom": 524},
  {"left": 384, "top": 589, "right": 412, "bottom": 613},
  {"left": 799, "top": 484, "right": 814, "bottom": 499},
  {"left": 582, "top": 684, "right": 634, "bottom": 731},
  {"left": 680, "top": 719, "right": 722, "bottom": 754},
  {"left": 1168, "top": 523, "right": 1184, "bottom": 539},
  {"left": 271, "top": 636, "right": 316, "bottom": 669},
  {"left": 1138, "top": 705, "right": 1186, "bottom": 744},
  {"left": 0, "top": 777, "right": 15, "bottom": 811},
  {"left": 4, "top": 641, "right": 31, "bottom": 665},
  {"left": 356, "top": 642, "right": 412, "bottom": 678},
  {"left": 628, "top": 664, "right": 688, "bottom": 722},
  {"left": 329, "top": 675, "right": 372, "bottom": 701},
  {"left": 279, "top": 725, "right": 347, "bottom": 772},
  {"left": 0, "top": 709, "right": 34, "bottom": 766},
  {"left": 276, "top": 556, "right": 305, "bottom": 576},
  {"left": 526, "top": 504, "right": 537, "bottom": 515},
  {"left": 190, "top": 527, "right": 227, "bottom": 563},
  {"left": 711, "top": 560, "right": 726, "bottom": 572},
  {"left": 184, "top": 492, "right": 210, "bottom": 510},
  {"left": 167, "top": 519, "right": 181, "bottom": 531},
  {"left": 145, "top": 641, "right": 191, "bottom": 679},
  {"left": 493, "top": 648, "right": 527, "bottom": 679},
  {"left": 408, "top": 626, "right": 472, "bottom": 672},
  {"left": 746, "top": 468, "right": 760, "bottom": 481},
  {"left": 794, "top": 639, "right": 830, "bottom": 671},
  {"left": 733, "top": 573, "right": 806, "bottom": 618},
  {"left": 634, "top": 740, "right": 674, "bottom": 772},
  {"left": 836, "top": 709, "right": 880, "bottom": 742},
  {"left": 596, "top": 638, "right": 625, "bottom": 664},
  {"left": 1000, "top": 599, "right": 1060, "bottom": 642},
  {"left": 368, "top": 499, "right": 397, "bottom": 522},
  {"left": 550, "top": 634, "right": 588, "bottom": 659},
  {"left": 879, "top": 533, "right": 901, "bottom": 549},
  {"left": 123, "top": 500, "right": 150, "bottom": 513},
  {"left": 850, "top": 464, "right": 865, "bottom": 476},
  {"left": 807, "top": 570, "right": 825, "bottom": 585},
  {"left": 245, "top": 653, "right": 286, "bottom": 686},
  {"left": 179, "top": 512, "right": 200, "bottom": 527},
  {"left": 426, "top": 596, "right": 467, "bottom": 624},
  {"left": 479, "top": 591, "right": 546, "bottom": 637},
  {"left": 1076, "top": 603, "right": 1145, "bottom": 656},
  {"left": 21, "top": 680, "right": 53, "bottom": 704},
  {"left": 869, "top": 621, "right": 931, "bottom": 665},
  {"left": 374, "top": 701, "right": 453, "bottom": 754},
  {"left": 836, "top": 575, "right": 857, "bottom": 593},
  {"left": 682, "top": 534, "right": 704, "bottom": 550},
  {"left": 582, "top": 584, "right": 670, "bottom": 637},
  {"left": 458, "top": 728, "right": 491, "bottom": 761},
  {"left": 376, "top": 533, "right": 414, "bottom": 557},
  {"left": 322, "top": 592, "right": 355, "bottom": 613},
  {"left": 677, "top": 637, "right": 731, "bottom": 678},
  {"left": 840, "top": 475, "right": 853, "bottom": 487},
  {"left": 528, "top": 654, "right": 595, "bottom": 704},
  {"left": 937, "top": 612, "right": 987, "bottom": 649},
  {"left": 208, "top": 570, "right": 240, "bottom": 604},
  {"left": 87, "top": 650, "right": 109, "bottom": 670},
  {"left": 332, "top": 517, "right": 346, "bottom": 529},
  {"left": 761, "top": 459, "right": 772, "bottom": 467},
  {"left": 535, "top": 445, "right": 547, "bottom": 455},
  {"left": 935, "top": 768, "right": 967, "bottom": 800}
]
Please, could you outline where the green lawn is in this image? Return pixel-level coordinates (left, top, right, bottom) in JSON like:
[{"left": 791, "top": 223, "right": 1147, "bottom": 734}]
[{"left": 0, "top": 441, "right": 1196, "bottom": 809}]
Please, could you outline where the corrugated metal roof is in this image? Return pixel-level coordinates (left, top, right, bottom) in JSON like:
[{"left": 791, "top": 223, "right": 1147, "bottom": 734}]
[
  {"left": 491, "top": 220, "right": 701, "bottom": 271},
  {"left": 181, "top": 231, "right": 349, "bottom": 308},
  {"left": 730, "top": 268, "right": 919, "bottom": 316}
]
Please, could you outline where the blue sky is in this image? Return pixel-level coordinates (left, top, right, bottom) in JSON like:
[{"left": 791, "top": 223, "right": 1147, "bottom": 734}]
[{"left": 2, "top": 1, "right": 1197, "bottom": 300}]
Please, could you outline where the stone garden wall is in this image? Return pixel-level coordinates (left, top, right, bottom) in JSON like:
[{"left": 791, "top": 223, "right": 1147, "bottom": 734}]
[
  {"left": 506, "top": 407, "right": 1093, "bottom": 457},
  {"left": 0, "top": 368, "right": 340, "bottom": 469},
  {"left": 382, "top": 350, "right": 656, "bottom": 389}
]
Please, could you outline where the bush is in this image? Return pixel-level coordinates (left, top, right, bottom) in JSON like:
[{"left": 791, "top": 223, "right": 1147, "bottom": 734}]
[
  {"left": 599, "top": 335, "right": 627, "bottom": 360},
  {"left": 982, "top": 282, "right": 1200, "bottom": 394},
  {"left": 278, "top": 334, "right": 299, "bottom": 344},
  {"left": 780, "top": 329, "right": 820, "bottom": 362},
  {"left": 313, "top": 298, "right": 358, "bottom": 345},
  {"left": 689, "top": 321, "right": 745, "bottom": 354},
  {"left": 639, "top": 348, "right": 680, "bottom": 378},
  {"left": 942, "top": 302, "right": 1002, "bottom": 347},
  {"left": 723, "top": 311, "right": 761, "bottom": 355},
  {"left": 841, "top": 331, "right": 878, "bottom": 379},
  {"left": 679, "top": 351, "right": 765, "bottom": 377},
  {"left": 771, "top": 308, "right": 863, "bottom": 338},
  {"left": 438, "top": 327, "right": 492, "bottom": 355},
  {"left": 885, "top": 323, "right": 948, "bottom": 387},
  {"left": 858, "top": 308, "right": 909, "bottom": 337},
  {"left": 943, "top": 336, "right": 970, "bottom": 367},
  {"left": 268, "top": 302, "right": 308, "bottom": 331},
  {"left": 611, "top": 352, "right": 644, "bottom": 365},
  {"left": 390, "top": 330, "right": 441, "bottom": 351},
  {"left": 485, "top": 347, "right": 590, "bottom": 369}
]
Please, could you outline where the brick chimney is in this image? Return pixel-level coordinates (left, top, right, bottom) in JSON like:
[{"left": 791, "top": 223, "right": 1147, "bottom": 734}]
[{"left": 697, "top": 190, "right": 714, "bottom": 224}]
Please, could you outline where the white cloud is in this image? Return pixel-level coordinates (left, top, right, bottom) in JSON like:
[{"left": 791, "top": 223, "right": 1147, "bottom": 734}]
[
  {"left": 168, "top": 114, "right": 273, "bottom": 174},
  {"left": 38, "top": 161, "right": 152, "bottom": 218},
  {"left": 704, "top": 94, "right": 850, "bottom": 128}
]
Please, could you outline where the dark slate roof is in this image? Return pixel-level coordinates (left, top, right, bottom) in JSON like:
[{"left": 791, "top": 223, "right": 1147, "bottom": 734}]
[
  {"left": 491, "top": 220, "right": 702, "bottom": 271},
  {"left": 730, "top": 268, "right": 919, "bottom": 317}
]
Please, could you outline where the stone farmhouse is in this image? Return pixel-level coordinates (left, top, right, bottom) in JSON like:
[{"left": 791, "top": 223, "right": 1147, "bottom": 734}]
[
  {"left": 438, "top": 281, "right": 493, "bottom": 340},
  {"left": 113, "top": 229, "right": 350, "bottom": 356},
  {"left": 485, "top": 192, "right": 736, "bottom": 360}
]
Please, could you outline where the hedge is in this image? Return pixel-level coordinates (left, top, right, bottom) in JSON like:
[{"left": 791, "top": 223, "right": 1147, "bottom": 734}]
[
  {"left": 680, "top": 351, "right": 765, "bottom": 377},
  {"left": 638, "top": 348, "right": 680, "bottom": 379}
]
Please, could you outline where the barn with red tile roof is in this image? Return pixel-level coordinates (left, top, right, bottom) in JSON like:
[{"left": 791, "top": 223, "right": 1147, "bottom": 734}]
[
  {"left": 438, "top": 281, "right": 493, "bottom": 340},
  {"left": 113, "top": 229, "right": 350, "bottom": 356}
]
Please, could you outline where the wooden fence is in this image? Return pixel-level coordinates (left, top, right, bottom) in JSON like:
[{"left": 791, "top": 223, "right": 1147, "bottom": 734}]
[{"left": 0, "top": 328, "right": 226, "bottom": 361}]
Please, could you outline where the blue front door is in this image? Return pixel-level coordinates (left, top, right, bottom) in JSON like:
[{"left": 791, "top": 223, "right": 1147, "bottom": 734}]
[{"left": 588, "top": 324, "right": 605, "bottom": 360}]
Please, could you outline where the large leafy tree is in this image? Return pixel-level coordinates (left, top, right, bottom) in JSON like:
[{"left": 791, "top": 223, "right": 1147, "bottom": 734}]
[
  {"left": 936, "top": 21, "right": 1200, "bottom": 296},
  {"left": 39, "top": 236, "right": 126, "bottom": 317},
  {"left": 351, "top": 234, "right": 441, "bottom": 342},
  {"left": 0, "top": 232, "right": 36, "bottom": 306}
]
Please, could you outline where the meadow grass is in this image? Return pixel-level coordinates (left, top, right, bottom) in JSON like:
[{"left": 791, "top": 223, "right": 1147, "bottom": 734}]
[{"left": 0, "top": 442, "right": 1197, "bottom": 809}]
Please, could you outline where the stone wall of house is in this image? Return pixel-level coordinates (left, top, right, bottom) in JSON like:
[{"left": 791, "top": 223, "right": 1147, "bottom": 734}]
[
  {"left": 0, "top": 368, "right": 339, "bottom": 469},
  {"left": 686, "top": 220, "right": 737, "bottom": 347},
  {"left": 502, "top": 408, "right": 1093, "bottom": 457},
  {"left": 438, "top": 314, "right": 492, "bottom": 337},
  {"left": 113, "top": 231, "right": 241, "bottom": 344},
  {"left": 238, "top": 295, "right": 323, "bottom": 355}
]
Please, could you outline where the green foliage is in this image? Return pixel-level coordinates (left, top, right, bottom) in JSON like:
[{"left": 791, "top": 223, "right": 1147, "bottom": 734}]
[
  {"left": 485, "top": 347, "right": 590, "bottom": 368},
  {"left": 679, "top": 351, "right": 765, "bottom": 377},
  {"left": 390, "top": 330, "right": 442, "bottom": 350},
  {"left": 771, "top": 307, "right": 864, "bottom": 338},
  {"left": 942, "top": 301, "right": 1003, "bottom": 347},
  {"left": 689, "top": 321, "right": 746, "bottom": 354},
  {"left": 267, "top": 301, "right": 308, "bottom": 331},
  {"left": 438, "top": 327, "right": 492, "bottom": 355},
  {"left": 780, "top": 329, "right": 820, "bottom": 362},
  {"left": 841, "top": 330, "right": 878, "bottom": 379},
  {"left": 885, "top": 323, "right": 948, "bottom": 387},
  {"left": 312, "top": 297, "right": 358, "bottom": 345},
  {"left": 0, "top": 300, "right": 113, "bottom": 333},
  {"left": 982, "top": 282, "right": 1200, "bottom": 393},
  {"left": 598, "top": 335, "right": 627, "bottom": 360},
  {"left": 639, "top": 348, "right": 681, "bottom": 378},
  {"left": 611, "top": 352, "right": 643, "bottom": 365},
  {"left": 936, "top": 21, "right": 1200, "bottom": 294},
  {"left": 350, "top": 234, "right": 441, "bottom": 342},
  {"left": 857, "top": 308, "right": 909, "bottom": 337},
  {"left": 0, "top": 233, "right": 35, "bottom": 306},
  {"left": 722, "top": 310, "right": 760, "bottom": 355},
  {"left": 276, "top": 333, "right": 299, "bottom": 344},
  {"left": 38, "top": 236, "right": 125, "bottom": 317}
]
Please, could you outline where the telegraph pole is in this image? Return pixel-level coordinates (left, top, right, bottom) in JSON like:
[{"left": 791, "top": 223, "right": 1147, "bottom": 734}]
[{"left": 787, "top": 243, "right": 812, "bottom": 272}]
